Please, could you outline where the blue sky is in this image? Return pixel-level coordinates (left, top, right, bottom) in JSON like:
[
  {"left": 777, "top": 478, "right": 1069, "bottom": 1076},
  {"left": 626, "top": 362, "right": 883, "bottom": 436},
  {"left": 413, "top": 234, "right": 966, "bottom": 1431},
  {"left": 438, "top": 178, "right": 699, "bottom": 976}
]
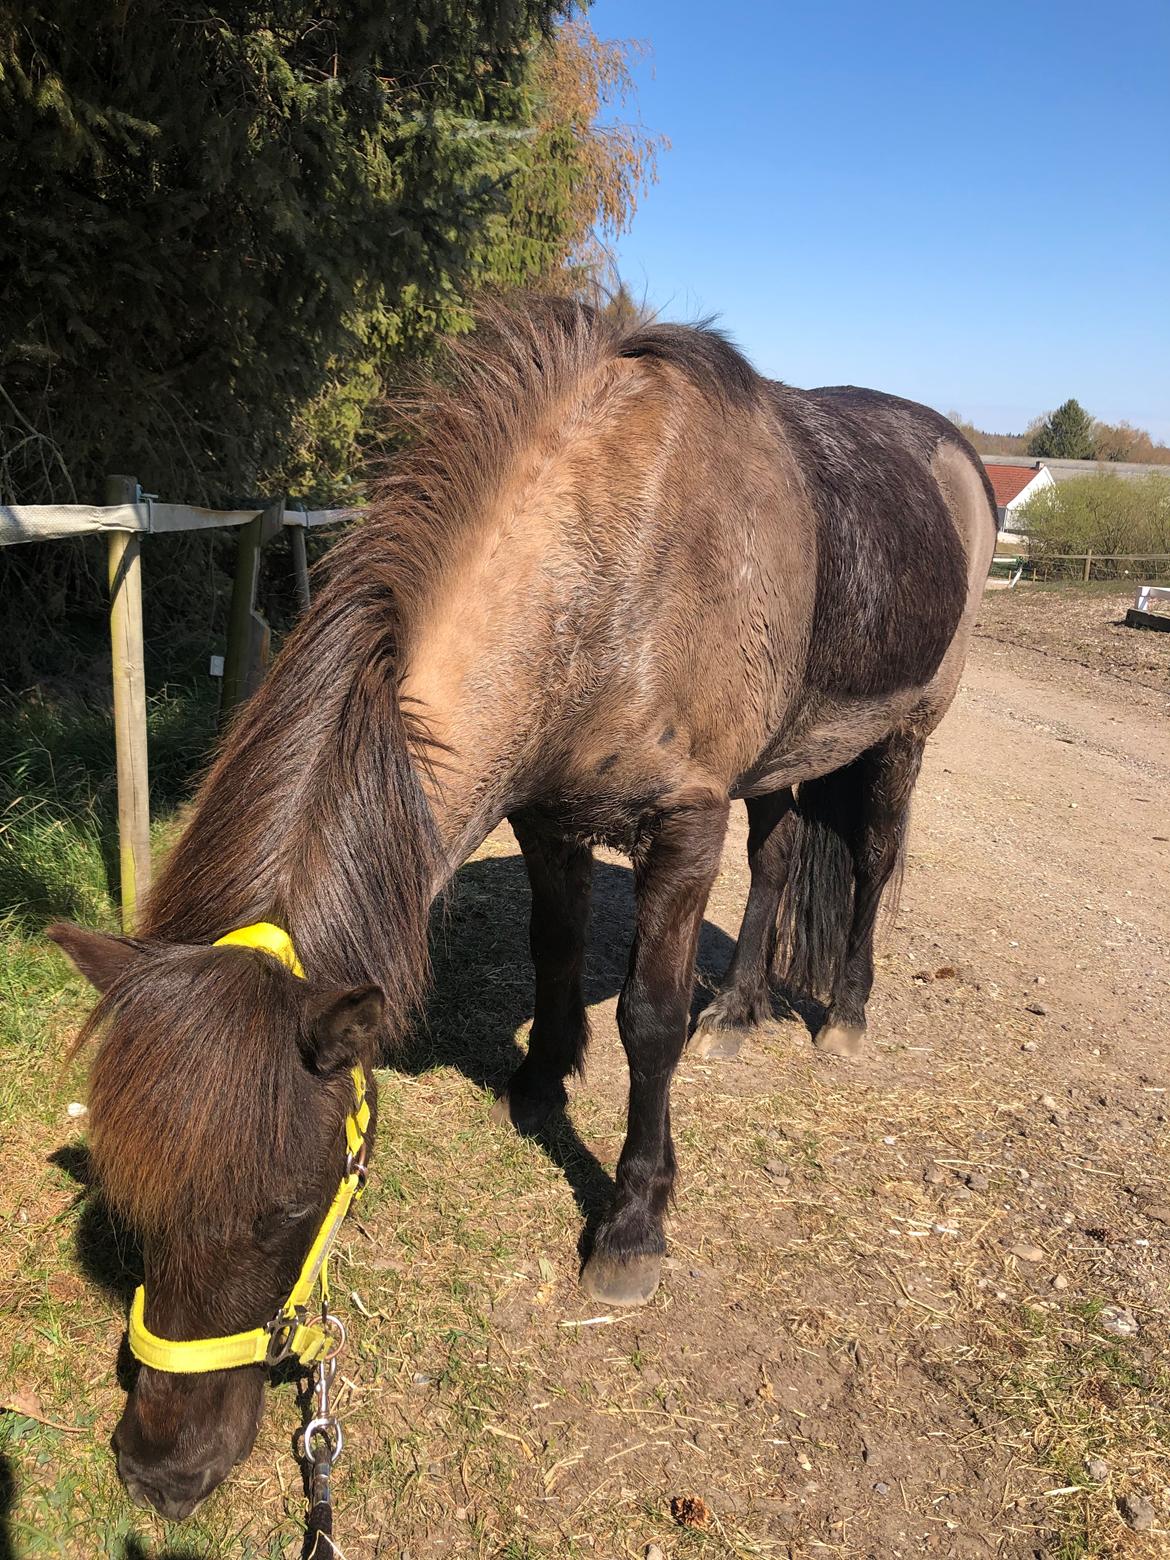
[{"left": 587, "top": 0, "right": 1170, "bottom": 440}]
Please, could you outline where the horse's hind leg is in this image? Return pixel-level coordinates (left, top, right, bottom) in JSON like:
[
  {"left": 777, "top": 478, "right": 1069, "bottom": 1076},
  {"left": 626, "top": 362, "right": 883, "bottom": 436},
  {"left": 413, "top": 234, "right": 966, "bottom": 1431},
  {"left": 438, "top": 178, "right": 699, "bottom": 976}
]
[
  {"left": 692, "top": 789, "right": 795, "bottom": 1058},
  {"left": 492, "top": 814, "right": 593, "bottom": 1134},
  {"left": 815, "top": 731, "right": 925, "bottom": 1058},
  {"left": 582, "top": 793, "right": 729, "bottom": 1307}
]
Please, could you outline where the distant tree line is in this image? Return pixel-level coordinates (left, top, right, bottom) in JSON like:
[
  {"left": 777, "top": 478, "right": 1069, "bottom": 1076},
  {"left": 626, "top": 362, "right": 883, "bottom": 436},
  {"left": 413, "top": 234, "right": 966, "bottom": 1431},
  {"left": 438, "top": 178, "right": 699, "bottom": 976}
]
[
  {"left": 948, "top": 400, "right": 1170, "bottom": 466},
  {"left": 0, "top": 5, "right": 661, "bottom": 508}
]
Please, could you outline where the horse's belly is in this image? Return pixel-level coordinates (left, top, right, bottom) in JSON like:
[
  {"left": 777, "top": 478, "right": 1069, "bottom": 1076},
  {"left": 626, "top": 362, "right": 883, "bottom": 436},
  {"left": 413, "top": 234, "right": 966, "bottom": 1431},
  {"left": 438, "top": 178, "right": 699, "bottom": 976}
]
[{"left": 730, "top": 688, "right": 927, "bottom": 798}]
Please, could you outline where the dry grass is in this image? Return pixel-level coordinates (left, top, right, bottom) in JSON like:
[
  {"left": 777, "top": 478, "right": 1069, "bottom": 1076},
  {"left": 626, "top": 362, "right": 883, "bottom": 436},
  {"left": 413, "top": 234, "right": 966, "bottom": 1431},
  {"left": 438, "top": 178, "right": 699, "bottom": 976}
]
[{"left": 5, "top": 838, "right": 1169, "bottom": 1559}]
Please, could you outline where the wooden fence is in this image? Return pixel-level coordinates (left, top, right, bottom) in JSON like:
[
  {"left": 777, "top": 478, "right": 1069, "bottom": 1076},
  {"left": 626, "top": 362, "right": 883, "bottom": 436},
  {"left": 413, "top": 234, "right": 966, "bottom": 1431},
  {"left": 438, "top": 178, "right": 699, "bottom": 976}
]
[
  {"left": 0, "top": 479, "right": 354, "bottom": 930},
  {"left": 1026, "top": 551, "right": 1170, "bottom": 583}
]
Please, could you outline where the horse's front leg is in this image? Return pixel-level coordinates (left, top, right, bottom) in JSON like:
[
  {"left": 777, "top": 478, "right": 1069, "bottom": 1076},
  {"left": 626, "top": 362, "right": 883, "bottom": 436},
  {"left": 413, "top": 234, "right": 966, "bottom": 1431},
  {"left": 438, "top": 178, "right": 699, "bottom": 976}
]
[
  {"left": 493, "top": 813, "right": 593, "bottom": 1134},
  {"left": 582, "top": 793, "right": 729, "bottom": 1306}
]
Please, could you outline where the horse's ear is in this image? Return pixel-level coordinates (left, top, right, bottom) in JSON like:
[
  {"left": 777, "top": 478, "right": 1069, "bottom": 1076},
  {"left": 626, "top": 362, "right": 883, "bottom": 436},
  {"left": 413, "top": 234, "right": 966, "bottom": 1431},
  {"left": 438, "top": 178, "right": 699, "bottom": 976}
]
[
  {"left": 303, "top": 985, "right": 384, "bottom": 1075},
  {"left": 46, "top": 923, "right": 145, "bottom": 992}
]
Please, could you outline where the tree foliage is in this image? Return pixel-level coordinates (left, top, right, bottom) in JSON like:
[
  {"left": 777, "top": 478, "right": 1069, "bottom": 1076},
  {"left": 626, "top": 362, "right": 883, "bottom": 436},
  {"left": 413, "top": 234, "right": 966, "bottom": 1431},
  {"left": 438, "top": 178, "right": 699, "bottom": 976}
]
[
  {"left": 0, "top": 4, "right": 660, "bottom": 506},
  {"left": 1020, "top": 472, "right": 1170, "bottom": 571},
  {"left": 1027, "top": 398, "right": 1098, "bottom": 461},
  {"left": 948, "top": 407, "right": 1170, "bottom": 466}
]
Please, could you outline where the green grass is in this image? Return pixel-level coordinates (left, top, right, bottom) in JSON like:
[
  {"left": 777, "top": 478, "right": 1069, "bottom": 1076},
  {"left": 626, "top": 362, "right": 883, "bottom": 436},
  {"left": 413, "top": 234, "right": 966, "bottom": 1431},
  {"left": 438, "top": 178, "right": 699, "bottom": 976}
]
[
  {"left": 0, "top": 682, "right": 222, "bottom": 1556},
  {"left": 0, "top": 684, "right": 217, "bottom": 931}
]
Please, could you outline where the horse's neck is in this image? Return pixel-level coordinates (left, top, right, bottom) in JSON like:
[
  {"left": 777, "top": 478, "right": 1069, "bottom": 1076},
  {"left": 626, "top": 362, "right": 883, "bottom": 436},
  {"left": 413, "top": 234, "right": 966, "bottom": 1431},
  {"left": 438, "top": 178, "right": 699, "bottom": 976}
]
[{"left": 396, "top": 512, "right": 563, "bottom": 859}]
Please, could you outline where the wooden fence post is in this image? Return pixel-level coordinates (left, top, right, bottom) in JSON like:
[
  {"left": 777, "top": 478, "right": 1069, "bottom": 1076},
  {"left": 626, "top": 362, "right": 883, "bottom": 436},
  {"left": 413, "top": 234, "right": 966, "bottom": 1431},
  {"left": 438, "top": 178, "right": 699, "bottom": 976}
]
[
  {"left": 104, "top": 474, "right": 151, "bottom": 932},
  {"left": 221, "top": 497, "right": 284, "bottom": 724},
  {"left": 289, "top": 521, "right": 311, "bottom": 613},
  {"left": 1083, "top": 549, "right": 1093, "bottom": 583}
]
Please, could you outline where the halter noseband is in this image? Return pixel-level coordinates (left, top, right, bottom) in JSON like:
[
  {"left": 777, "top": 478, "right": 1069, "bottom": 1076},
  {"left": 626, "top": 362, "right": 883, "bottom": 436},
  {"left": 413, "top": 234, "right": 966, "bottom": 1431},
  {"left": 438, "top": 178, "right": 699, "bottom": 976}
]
[{"left": 126, "top": 922, "right": 371, "bottom": 1374}]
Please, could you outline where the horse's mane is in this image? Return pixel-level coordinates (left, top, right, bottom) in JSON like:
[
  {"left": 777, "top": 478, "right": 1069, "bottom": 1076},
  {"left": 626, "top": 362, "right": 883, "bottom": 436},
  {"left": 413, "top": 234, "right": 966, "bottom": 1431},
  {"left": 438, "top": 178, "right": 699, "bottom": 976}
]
[
  {"left": 82, "top": 298, "right": 760, "bottom": 1235},
  {"left": 82, "top": 946, "right": 352, "bottom": 1237}
]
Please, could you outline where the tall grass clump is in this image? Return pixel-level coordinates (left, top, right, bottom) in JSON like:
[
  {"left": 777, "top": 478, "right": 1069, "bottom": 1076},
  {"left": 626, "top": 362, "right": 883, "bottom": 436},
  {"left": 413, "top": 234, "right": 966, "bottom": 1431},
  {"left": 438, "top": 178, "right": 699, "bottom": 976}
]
[{"left": 0, "top": 685, "right": 217, "bottom": 931}]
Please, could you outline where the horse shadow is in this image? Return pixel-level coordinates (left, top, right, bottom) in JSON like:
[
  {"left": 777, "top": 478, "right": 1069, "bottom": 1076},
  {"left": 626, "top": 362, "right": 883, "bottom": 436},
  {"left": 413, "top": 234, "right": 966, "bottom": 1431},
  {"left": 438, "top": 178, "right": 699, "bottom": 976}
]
[
  {"left": 0, "top": 1453, "right": 12, "bottom": 1560},
  {"left": 55, "top": 849, "right": 736, "bottom": 1303}
]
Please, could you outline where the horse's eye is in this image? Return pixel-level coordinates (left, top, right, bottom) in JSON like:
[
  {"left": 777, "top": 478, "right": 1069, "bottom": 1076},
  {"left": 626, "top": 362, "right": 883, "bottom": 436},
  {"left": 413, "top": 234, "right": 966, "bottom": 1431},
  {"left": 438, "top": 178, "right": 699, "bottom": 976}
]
[{"left": 254, "top": 1204, "right": 313, "bottom": 1246}]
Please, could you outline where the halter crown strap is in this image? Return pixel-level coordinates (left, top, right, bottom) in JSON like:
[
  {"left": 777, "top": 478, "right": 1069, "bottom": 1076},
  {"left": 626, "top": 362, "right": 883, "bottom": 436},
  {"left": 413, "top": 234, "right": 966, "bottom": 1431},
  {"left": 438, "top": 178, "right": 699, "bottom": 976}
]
[
  {"left": 126, "top": 923, "right": 369, "bottom": 1375},
  {"left": 213, "top": 920, "right": 305, "bottom": 977}
]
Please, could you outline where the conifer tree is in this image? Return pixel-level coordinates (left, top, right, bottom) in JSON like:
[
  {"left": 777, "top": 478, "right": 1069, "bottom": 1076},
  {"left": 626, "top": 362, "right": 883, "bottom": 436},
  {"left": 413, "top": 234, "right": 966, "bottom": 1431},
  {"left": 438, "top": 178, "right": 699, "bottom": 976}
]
[
  {"left": 1028, "top": 399, "right": 1097, "bottom": 461},
  {"left": 0, "top": 5, "right": 658, "bottom": 505}
]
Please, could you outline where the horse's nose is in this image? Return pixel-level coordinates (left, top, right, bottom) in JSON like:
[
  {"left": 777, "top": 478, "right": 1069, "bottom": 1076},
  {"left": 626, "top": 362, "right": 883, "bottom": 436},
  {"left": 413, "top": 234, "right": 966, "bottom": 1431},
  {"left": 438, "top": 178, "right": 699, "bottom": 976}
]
[{"left": 116, "top": 1444, "right": 210, "bottom": 1522}]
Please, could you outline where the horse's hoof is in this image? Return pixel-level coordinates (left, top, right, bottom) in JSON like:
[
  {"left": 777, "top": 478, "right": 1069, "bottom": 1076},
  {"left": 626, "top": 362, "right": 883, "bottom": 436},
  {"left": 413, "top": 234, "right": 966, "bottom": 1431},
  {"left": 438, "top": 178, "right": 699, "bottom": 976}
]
[
  {"left": 490, "top": 1087, "right": 560, "bottom": 1135},
  {"left": 580, "top": 1251, "right": 662, "bottom": 1307},
  {"left": 489, "top": 1091, "right": 516, "bottom": 1127},
  {"left": 689, "top": 1017, "right": 747, "bottom": 1060},
  {"left": 691, "top": 993, "right": 758, "bottom": 1059},
  {"left": 814, "top": 1021, "right": 866, "bottom": 1059}
]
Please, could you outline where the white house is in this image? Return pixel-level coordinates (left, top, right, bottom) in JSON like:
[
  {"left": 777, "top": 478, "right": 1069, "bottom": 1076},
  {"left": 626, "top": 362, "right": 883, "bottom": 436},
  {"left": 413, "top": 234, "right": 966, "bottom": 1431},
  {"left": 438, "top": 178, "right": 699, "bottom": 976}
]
[{"left": 983, "top": 462, "right": 1055, "bottom": 536}]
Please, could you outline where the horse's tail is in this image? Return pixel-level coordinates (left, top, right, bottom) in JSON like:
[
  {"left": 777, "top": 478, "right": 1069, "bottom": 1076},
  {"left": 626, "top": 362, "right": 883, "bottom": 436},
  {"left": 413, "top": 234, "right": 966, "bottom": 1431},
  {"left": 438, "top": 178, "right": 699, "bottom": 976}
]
[{"left": 774, "top": 764, "right": 862, "bottom": 1002}]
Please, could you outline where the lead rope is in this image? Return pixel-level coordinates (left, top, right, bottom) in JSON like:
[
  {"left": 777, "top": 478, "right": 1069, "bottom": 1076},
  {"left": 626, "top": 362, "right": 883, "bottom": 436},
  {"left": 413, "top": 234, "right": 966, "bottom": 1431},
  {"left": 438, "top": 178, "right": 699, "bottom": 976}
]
[{"left": 299, "top": 1295, "right": 347, "bottom": 1557}]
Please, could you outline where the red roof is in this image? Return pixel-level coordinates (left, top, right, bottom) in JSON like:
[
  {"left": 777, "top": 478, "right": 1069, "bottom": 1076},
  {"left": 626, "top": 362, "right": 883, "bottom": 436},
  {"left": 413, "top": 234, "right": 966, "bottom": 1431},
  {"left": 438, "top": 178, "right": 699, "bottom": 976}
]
[{"left": 985, "top": 463, "right": 1039, "bottom": 506}]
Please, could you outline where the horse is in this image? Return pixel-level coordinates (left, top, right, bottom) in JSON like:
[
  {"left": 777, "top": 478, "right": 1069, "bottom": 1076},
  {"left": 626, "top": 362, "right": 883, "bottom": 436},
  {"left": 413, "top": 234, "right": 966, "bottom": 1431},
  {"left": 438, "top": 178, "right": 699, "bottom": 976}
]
[{"left": 49, "top": 298, "right": 996, "bottom": 1519}]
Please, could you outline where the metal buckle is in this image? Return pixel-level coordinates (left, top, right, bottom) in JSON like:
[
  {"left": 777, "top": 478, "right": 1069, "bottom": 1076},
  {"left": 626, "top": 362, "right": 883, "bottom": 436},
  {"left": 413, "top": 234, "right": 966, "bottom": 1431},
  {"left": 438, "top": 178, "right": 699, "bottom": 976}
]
[
  {"left": 301, "top": 1413, "right": 344, "bottom": 1464},
  {"left": 264, "top": 1310, "right": 305, "bottom": 1367},
  {"left": 317, "top": 1312, "right": 346, "bottom": 1362},
  {"left": 346, "top": 1144, "right": 369, "bottom": 1188}
]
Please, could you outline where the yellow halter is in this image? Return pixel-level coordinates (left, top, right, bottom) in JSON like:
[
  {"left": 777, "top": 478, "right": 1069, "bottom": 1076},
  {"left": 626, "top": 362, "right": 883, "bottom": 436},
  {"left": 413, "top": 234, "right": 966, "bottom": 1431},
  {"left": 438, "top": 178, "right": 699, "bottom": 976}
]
[{"left": 126, "top": 923, "right": 371, "bottom": 1374}]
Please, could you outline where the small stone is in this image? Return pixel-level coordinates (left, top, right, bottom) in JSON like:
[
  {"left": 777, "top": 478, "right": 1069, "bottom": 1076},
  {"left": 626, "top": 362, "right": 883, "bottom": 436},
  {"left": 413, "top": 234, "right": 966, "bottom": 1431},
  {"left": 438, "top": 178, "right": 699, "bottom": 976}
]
[
  {"left": 1025, "top": 1001, "right": 1048, "bottom": 1016},
  {"left": 873, "top": 1481, "right": 890, "bottom": 1496},
  {"left": 1099, "top": 1305, "right": 1139, "bottom": 1339},
  {"left": 1006, "top": 1242, "right": 1045, "bottom": 1263},
  {"left": 1039, "top": 1094, "right": 1058, "bottom": 1111},
  {"left": 454, "top": 1506, "right": 469, "bottom": 1521},
  {"left": 882, "top": 1135, "right": 896, "bottom": 1145},
  {"left": 1052, "top": 1275, "right": 1068, "bottom": 1291},
  {"left": 66, "top": 1101, "right": 88, "bottom": 1119},
  {"left": 645, "top": 1546, "right": 666, "bottom": 1560},
  {"left": 1118, "top": 1492, "right": 1155, "bottom": 1532},
  {"left": 950, "top": 1185, "right": 972, "bottom": 1201},
  {"left": 1021, "top": 1040, "right": 1037, "bottom": 1052},
  {"left": 966, "top": 1170, "right": 990, "bottom": 1193},
  {"left": 411, "top": 1371, "right": 434, "bottom": 1386},
  {"left": 1084, "top": 1455, "right": 1109, "bottom": 1482},
  {"left": 923, "top": 1164, "right": 944, "bottom": 1186},
  {"left": 763, "top": 1159, "right": 790, "bottom": 1181}
]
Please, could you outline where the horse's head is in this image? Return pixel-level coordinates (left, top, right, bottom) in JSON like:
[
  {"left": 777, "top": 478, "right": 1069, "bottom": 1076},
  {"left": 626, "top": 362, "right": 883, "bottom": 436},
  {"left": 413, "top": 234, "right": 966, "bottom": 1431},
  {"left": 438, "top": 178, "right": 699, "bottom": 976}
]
[{"left": 49, "top": 924, "right": 382, "bottom": 1521}]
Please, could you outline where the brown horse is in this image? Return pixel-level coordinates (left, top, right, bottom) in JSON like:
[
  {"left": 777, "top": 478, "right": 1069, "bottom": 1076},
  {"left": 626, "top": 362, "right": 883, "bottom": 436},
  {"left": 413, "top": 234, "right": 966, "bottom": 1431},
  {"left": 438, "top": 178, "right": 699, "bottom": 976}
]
[{"left": 50, "top": 298, "right": 996, "bottom": 1518}]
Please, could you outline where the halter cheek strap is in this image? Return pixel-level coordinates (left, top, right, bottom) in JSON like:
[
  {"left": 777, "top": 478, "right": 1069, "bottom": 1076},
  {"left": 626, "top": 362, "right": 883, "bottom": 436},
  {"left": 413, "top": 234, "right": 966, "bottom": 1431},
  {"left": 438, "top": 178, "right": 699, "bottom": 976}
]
[{"left": 125, "top": 923, "right": 370, "bottom": 1375}]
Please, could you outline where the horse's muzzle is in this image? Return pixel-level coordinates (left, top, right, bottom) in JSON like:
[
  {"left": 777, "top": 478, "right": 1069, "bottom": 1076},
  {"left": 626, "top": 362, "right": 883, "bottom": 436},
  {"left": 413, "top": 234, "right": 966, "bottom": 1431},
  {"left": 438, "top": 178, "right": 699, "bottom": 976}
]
[{"left": 116, "top": 1446, "right": 218, "bottom": 1522}]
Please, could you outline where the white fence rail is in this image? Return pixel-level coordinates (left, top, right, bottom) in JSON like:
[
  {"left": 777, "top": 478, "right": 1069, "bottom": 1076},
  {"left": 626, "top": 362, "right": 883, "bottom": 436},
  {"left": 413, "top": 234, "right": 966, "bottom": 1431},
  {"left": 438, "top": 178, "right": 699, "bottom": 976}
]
[{"left": 0, "top": 501, "right": 349, "bottom": 546}]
